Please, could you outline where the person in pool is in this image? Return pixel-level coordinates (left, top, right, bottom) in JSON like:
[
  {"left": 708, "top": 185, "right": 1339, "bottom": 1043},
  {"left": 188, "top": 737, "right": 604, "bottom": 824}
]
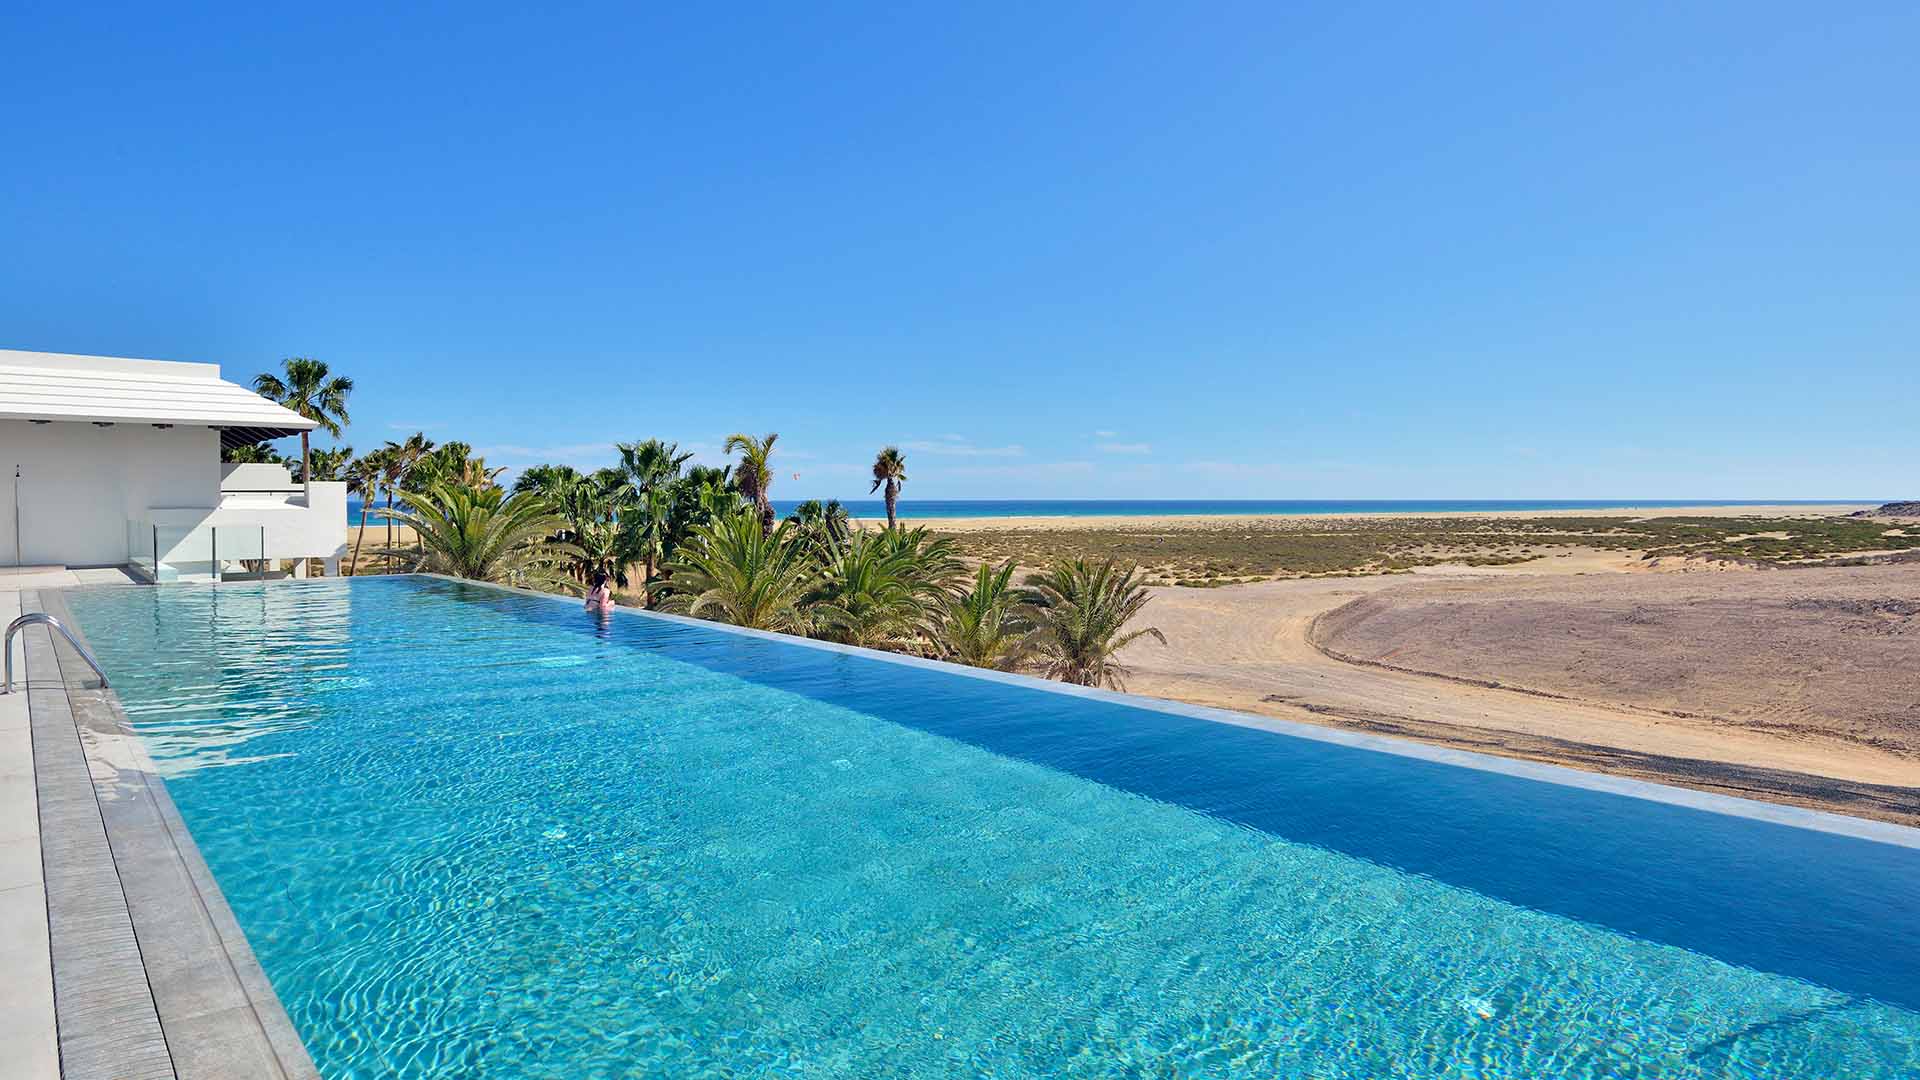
[{"left": 585, "top": 570, "right": 613, "bottom": 611}]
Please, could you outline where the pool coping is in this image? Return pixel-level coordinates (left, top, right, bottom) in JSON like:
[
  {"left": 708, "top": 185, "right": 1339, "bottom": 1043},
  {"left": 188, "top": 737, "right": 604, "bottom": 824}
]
[
  {"left": 421, "top": 573, "right": 1920, "bottom": 852},
  {"left": 23, "top": 588, "right": 321, "bottom": 1080}
]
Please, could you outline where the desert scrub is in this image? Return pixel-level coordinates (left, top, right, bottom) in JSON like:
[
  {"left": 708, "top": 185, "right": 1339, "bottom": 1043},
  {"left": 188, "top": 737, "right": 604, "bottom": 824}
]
[{"left": 938, "top": 515, "right": 1905, "bottom": 580}]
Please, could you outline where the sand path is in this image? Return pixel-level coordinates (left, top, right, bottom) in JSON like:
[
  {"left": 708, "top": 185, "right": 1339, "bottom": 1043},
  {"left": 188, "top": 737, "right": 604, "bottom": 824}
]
[{"left": 1118, "top": 568, "right": 1920, "bottom": 822}]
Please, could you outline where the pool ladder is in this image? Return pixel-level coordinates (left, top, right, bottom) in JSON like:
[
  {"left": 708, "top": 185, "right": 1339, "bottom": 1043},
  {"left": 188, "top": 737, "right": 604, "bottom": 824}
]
[{"left": 3, "top": 613, "right": 110, "bottom": 694}]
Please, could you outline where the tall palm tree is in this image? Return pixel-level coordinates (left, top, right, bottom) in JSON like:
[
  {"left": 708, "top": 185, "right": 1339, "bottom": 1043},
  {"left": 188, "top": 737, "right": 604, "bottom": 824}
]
[
  {"left": 386, "top": 483, "right": 578, "bottom": 591},
  {"left": 343, "top": 449, "right": 383, "bottom": 575},
  {"left": 451, "top": 455, "right": 507, "bottom": 492},
  {"left": 937, "top": 560, "right": 1033, "bottom": 670},
  {"left": 385, "top": 432, "right": 436, "bottom": 489},
  {"left": 723, "top": 432, "right": 779, "bottom": 535},
  {"left": 622, "top": 485, "right": 675, "bottom": 608},
  {"left": 253, "top": 358, "right": 353, "bottom": 491},
  {"left": 1019, "top": 558, "right": 1167, "bottom": 690},
  {"left": 375, "top": 449, "right": 409, "bottom": 550},
  {"left": 661, "top": 508, "right": 813, "bottom": 632},
  {"left": 870, "top": 446, "right": 907, "bottom": 529}
]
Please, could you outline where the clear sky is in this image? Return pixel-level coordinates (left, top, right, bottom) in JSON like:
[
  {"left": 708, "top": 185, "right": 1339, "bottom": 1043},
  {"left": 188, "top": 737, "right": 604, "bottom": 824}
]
[{"left": 3, "top": 4, "right": 1914, "bottom": 500}]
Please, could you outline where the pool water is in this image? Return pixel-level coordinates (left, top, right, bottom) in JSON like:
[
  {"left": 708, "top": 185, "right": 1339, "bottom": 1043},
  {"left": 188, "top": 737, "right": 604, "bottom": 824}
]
[{"left": 63, "top": 576, "right": 1920, "bottom": 1078}]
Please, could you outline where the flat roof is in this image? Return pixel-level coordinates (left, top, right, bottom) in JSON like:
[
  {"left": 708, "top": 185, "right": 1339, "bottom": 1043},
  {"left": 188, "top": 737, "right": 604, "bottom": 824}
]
[{"left": 0, "top": 349, "right": 316, "bottom": 449}]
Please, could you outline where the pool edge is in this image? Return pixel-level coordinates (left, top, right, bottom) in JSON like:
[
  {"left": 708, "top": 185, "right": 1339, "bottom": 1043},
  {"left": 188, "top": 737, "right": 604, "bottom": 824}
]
[{"left": 28, "top": 588, "right": 322, "bottom": 1080}]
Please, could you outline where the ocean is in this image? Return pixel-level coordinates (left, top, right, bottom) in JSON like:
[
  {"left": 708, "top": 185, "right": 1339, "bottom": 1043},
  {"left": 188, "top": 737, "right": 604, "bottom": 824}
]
[{"left": 341, "top": 498, "right": 1856, "bottom": 525}]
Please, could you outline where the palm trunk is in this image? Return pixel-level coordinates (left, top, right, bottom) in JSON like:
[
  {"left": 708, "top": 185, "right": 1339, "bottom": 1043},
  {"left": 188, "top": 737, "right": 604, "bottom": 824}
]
[
  {"left": 385, "top": 490, "right": 394, "bottom": 550},
  {"left": 885, "top": 483, "right": 898, "bottom": 530},
  {"left": 759, "top": 497, "right": 774, "bottom": 537},
  {"left": 350, "top": 504, "right": 369, "bottom": 575},
  {"left": 642, "top": 552, "right": 654, "bottom": 608}
]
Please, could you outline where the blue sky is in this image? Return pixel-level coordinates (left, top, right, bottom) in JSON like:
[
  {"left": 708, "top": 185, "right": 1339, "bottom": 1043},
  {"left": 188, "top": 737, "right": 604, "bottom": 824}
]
[{"left": 3, "top": 3, "right": 1914, "bottom": 500}]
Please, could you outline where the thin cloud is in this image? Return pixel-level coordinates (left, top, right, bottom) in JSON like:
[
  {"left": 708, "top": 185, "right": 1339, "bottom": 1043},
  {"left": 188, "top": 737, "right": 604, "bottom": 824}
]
[
  {"left": 387, "top": 421, "right": 444, "bottom": 432},
  {"left": 900, "top": 436, "right": 1026, "bottom": 458},
  {"left": 1097, "top": 442, "right": 1151, "bottom": 455},
  {"left": 1093, "top": 429, "right": 1118, "bottom": 438},
  {"left": 942, "top": 460, "right": 1094, "bottom": 479}
]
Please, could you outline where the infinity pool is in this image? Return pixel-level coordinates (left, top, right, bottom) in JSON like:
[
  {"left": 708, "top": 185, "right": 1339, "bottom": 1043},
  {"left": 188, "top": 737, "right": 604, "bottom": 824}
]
[{"left": 64, "top": 576, "right": 1920, "bottom": 1078}]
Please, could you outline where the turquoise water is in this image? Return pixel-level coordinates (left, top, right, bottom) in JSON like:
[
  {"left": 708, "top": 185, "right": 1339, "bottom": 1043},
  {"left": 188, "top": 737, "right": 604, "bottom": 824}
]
[
  {"left": 63, "top": 577, "right": 1920, "bottom": 1078},
  {"left": 345, "top": 497, "right": 1863, "bottom": 524}
]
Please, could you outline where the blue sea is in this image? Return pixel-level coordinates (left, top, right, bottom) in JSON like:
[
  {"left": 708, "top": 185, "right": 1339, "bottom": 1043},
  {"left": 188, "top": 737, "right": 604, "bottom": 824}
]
[
  {"left": 345, "top": 497, "right": 1857, "bottom": 524},
  {"left": 62, "top": 576, "right": 1920, "bottom": 1078}
]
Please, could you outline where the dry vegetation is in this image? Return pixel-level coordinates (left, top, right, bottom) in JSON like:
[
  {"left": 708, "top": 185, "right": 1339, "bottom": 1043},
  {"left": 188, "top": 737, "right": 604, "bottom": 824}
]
[{"left": 937, "top": 515, "right": 1920, "bottom": 585}]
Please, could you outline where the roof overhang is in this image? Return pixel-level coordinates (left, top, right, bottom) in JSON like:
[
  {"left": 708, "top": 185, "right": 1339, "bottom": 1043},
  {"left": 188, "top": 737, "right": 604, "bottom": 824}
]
[{"left": 0, "top": 349, "right": 318, "bottom": 450}]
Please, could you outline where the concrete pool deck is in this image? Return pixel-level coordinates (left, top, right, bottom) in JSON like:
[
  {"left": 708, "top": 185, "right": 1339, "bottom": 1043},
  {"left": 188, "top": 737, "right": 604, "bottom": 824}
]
[{"left": 1, "top": 585, "right": 318, "bottom": 1080}]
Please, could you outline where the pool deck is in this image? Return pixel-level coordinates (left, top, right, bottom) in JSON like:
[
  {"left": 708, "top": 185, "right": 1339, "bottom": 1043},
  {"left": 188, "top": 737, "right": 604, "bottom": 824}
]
[{"left": 1, "top": 584, "right": 319, "bottom": 1080}]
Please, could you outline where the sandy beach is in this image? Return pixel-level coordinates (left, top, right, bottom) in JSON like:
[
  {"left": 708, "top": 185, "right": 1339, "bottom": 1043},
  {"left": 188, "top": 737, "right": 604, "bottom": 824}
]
[{"left": 344, "top": 523, "right": 419, "bottom": 574}]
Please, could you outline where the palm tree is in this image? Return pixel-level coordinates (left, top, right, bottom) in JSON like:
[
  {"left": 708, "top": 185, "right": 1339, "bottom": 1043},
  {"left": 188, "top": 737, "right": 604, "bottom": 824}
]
[
  {"left": 723, "top": 432, "right": 779, "bottom": 535},
  {"left": 870, "top": 446, "right": 907, "bottom": 529},
  {"left": 684, "top": 465, "right": 742, "bottom": 521},
  {"left": 617, "top": 439, "right": 693, "bottom": 495},
  {"left": 786, "top": 499, "right": 851, "bottom": 554},
  {"left": 385, "top": 483, "right": 578, "bottom": 591},
  {"left": 452, "top": 455, "right": 507, "bottom": 492},
  {"left": 571, "top": 515, "right": 630, "bottom": 588},
  {"left": 810, "top": 526, "right": 962, "bottom": 650},
  {"left": 532, "top": 466, "right": 633, "bottom": 586},
  {"left": 1019, "top": 558, "right": 1167, "bottom": 690},
  {"left": 343, "top": 449, "right": 383, "bottom": 575},
  {"left": 937, "top": 560, "right": 1033, "bottom": 670},
  {"left": 385, "top": 432, "right": 436, "bottom": 489},
  {"left": 809, "top": 530, "right": 934, "bottom": 649},
  {"left": 622, "top": 485, "right": 675, "bottom": 607},
  {"left": 512, "top": 463, "right": 583, "bottom": 499},
  {"left": 298, "top": 445, "right": 353, "bottom": 483},
  {"left": 375, "top": 448, "right": 409, "bottom": 550},
  {"left": 660, "top": 508, "right": 813, "bottom": 632},
  {"left": 222, "top": 442, "right": 286, "bottom": 464},
  {"left": 253, "top": 358, "right": 353, "bottom": 492}
]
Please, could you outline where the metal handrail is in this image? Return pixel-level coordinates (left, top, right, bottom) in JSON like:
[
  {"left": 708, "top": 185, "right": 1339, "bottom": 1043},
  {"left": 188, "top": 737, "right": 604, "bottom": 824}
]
[{"left": 3, "top": 613, "right": 110, "bottom": 694}]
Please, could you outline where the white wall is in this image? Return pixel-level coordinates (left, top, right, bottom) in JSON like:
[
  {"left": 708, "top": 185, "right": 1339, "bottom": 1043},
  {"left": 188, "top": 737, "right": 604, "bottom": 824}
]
[
  {"left": 219, "top": 462, "right": 298, "bottom": 492},
  {"left": 0, "top": 419, "right": 220, "bottom": 566}
]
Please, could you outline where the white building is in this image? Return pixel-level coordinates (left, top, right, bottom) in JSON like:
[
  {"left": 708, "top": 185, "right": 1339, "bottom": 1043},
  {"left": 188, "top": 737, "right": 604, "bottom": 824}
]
[{"left": 0, "top": 349, "right": 350, "bottom": 580}]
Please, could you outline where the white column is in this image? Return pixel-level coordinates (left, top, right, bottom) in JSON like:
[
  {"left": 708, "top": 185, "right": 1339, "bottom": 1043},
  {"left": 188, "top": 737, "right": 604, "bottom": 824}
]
[
  {"left": 321, "top": 556, "right": 340, "bottom": 577},
  {"left": 292, "top": 558, "right": 309, "bottom": 579}
]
